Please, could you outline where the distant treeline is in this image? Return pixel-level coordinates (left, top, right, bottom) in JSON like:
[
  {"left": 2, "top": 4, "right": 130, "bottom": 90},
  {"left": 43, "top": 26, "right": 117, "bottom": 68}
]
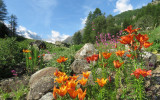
[{"left": 72, "top": 2, "right": 160, "bottom": 44}]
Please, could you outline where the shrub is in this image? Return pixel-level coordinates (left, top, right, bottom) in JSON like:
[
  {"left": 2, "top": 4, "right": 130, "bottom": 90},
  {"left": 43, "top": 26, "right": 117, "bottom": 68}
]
[{"left": 0, "top": 37, "right": 23, "bottom": 79}]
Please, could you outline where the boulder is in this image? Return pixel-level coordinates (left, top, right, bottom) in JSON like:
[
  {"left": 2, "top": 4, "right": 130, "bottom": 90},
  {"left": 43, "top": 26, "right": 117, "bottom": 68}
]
[
  {"left": 70, "top": 59, "right": 91, "bottom": 74},
  {"left": 43, "top": 54, "right": 54, "bottom": 62},
  {"left": 27, "top": 67, "right": 58, "bottom": 100},
  {"left": 39, "top": 92, "right": 54, "bottom": 100},
  {"left": 141, "top": 51, "right": 157, "bottom": 69},
  {"left": 30, "top": 40, "right": 46, "bottom": 50},
  {"left": 145, "top": 65, "right": 160, "bottom": 100},
  {"left": 74, "top": 43, "right": 97, "bottom": 60}
]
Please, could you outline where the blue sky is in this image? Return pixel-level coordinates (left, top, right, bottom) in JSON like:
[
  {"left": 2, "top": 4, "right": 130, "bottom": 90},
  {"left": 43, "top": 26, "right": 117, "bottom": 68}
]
[{"left": 4, "top": 0, "right": 152, "bottom": 43}]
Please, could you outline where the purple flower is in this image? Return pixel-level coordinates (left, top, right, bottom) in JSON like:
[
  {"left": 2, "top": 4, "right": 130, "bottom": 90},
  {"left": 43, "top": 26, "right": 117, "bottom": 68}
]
[{"left": 11, "top": 70, "right": 16, "bottom": 73}]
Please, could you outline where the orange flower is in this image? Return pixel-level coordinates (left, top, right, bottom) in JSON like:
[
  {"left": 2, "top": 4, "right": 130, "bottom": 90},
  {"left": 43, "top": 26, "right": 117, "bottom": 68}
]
[
  {"left": 77, "top": 88, "right": 87, "bottom": 100},
  {"left": 131, "top": 68, "right": 152, "bottom": 79},
  {"left": 99, "top": 52, "right": 102, "bottom": 59},
  {"left": 69, "top": 75, "right": 79, "bottom": 81},
  {"left": 82, "top": 71, "right": 90, "bottom": 79},
  {"left": 23, "top": 49, "right": 31, "bottom": 53},
  {"left": 85, "top": 54, "right": 99, "bottom": 63},
  {"left": 113, "top": 60, "right": 124, "bottom": 68},
  {"left": 136, "top": 33, "right": 149, "bottom": 44},
  {"left": 115, "top": 43, "right": 117, "bottom": 48},
  {"left": 143, "top": 41, "right": 153, "bottom": 48},
  {"left": 91, "top": 54, "right": 99, "bottom": 61},
  {"left": 102, "top": 52, "right": 112, "bottom": 59},
  {"left": 57, "top": 56, "right": 68, "bottom": 63},
  {"left": 57, "top": 85, "right": 68, "bottom": 97},
  {"left": 55, "top": 75, "right": 68, "bottom": 83},
  {"left": 54, "top": 70, "right": 66, "bottom": 77},
  {"left": 38, "top": 56, "right": 40, "bottom": 58},
  {"left": 108, "top": 76, "right": 111, "bottom": 82},
  {"left": 119, "top": 34, "right": 134, "bottom": 45},
  {"left": 29, "top": 57, "right": 32, "bottom": 60},
  {"left": 43, "top": 54, "right": 45, "bottom": 56},
  {"left": 67, "top": 79, "right": 79, "bottom": 89},
  {"left": 53, "top": 86, "right": 58, "bottom": 99},
  {"left": 95, "top": 78, "right": 108, "bottom": 87},
  {"left": 116, "top": 50, "right": 125, "bottom": 57},
  {"left": 79, "top": 77, "right": 87, "bottom": 86},
  {"left": 68, "top": 88, "right": 78, "bottom": 99},
  {"left": 126, "top": 54, "right": 132, "bottom": 57},
  {"left": 123, "top": 25, "right": 140, "bottom": 34},
  {"left": 100, "top": 62, "right": 108, "bottom": 67}
]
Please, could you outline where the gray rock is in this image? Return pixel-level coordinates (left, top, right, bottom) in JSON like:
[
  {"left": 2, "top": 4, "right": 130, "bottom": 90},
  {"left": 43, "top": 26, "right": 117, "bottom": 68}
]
[
  {"left": 70, "top": 59, "right": 91, "bottom": 74},
  {"left": 145, "top": 65, "right": 160, "bottom": 100},
  {"left": 27, "top": 67, "right": 58, "bottom": 100},
  {"left": 141, "top": 51, "right": 157, "bottom": 69},
  {"left": 43, "top": 54, "right": 54, "bottom": 62},
  {"left": 74, "top": 43, "right": 97, "bottom": 60},
  {"left": 30, "top": 40, "right": 46, "bottom": 50},
  {"left": 39, "top": 92, "right": 53, "bottom": 100}
]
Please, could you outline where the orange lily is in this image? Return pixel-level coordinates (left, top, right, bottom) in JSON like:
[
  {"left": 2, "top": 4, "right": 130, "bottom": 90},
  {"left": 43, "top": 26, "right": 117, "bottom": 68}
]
[
  {"left": 143, "top": 41, "right": 153, "bottom": 48},
  {"left": 57, "top": 56, "right": 68, "bottom": 63},
  {"left": 136, "top": 33, "right": 149, "bottom": 44},
  {"left": 131, "top": 68, "right": 152, "bottom": 79},
  {"left": 53, "top": 86, "right": 58, "bottom": 99},
  {"left": 54, "top": 70, "right": 66, "bottom": 77},
  {"left": 23, "top": 49, "right": 31, "bottom": 53},
  {"left": 95, "top": 78, "right": 108, "bottom": 87},
  {"left": 116, "top": 50, "right": 125, "bottom": 57},
  {"left": 115, "top": 43, "right": 117, "bottom": 48},
  {"left": 126, "top": 54, "right": 132, "bottom": 58},
  {"left": 69, "top": 75, "right": 79, "bottom": 81},
  {"left": 113, "top": 60, "right": 124, "bottom": 68},
  {"left": 55, "top": 75, "right": 68, "bottom": 83},
  {"left": 68, "top": 88, "right": 78, "bottom": 99},
  {"left": 79, "top": 77, "right": 87, "bottom": 86},
  {"left": 82, "top": 71, "right": 90, "bottom": 79},
  {"left": 124, "top": 25, "right": 140, "bottom": 34},
  {"left": 77, "top": 88, "right": 87, "bottom": 100},
  {"left": 119, "top": 34, "right": 134, "bottom": 45},
  {"left": 57, "top": 85, "right": 68, "bottom": 97},
  {"left": 67, "top": 79, "right": 79, "bottom": 89},
  {"left": 102, "top": 52, "right": 112, "bottom": 59},
  {"left": 29, "top": 57, "right": 32, "bottom": 60},
  {"left": 85, "top": 54, "right": 99, "bottom": 63},
  {"left": 108, "top": 76, "right": 111, "bottom": 82}
]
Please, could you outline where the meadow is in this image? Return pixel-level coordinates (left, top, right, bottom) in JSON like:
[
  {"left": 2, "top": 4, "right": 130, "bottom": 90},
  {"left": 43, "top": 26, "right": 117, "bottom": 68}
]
[{"left": 0, "top": 25, "right": 160, "bottom": 100}]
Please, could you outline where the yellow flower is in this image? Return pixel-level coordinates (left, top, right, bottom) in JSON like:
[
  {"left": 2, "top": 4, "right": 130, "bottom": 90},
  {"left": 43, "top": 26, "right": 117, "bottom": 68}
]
[
  {"left": 79, "top": 77, "right": 87, "bottom": 86},
  {"left": 82, "top": 71, "right": 90, "bottom": 79},
  {"left": 23, "top": 49, "right": 31, "bottom": 53},
  {"left": 95, "top": 78, "right": 108, "bottom": 87}
]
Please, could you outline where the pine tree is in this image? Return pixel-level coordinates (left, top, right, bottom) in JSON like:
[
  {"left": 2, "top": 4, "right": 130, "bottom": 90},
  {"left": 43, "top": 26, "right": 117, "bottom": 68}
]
[
  {"left": 0, "top": 0, "right": 7, "bottom": 21},
  {"left": 8, "top": 14, "right": 17, "bottom": 36},
  {"left": 73, "top": 31, "right": 82, "bottom": 44}
]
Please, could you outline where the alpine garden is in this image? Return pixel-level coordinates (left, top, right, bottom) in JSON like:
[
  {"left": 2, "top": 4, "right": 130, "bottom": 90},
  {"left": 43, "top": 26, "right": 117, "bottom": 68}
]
[{"left": 0, "top": 0, "right": 160, "bottom": 100}]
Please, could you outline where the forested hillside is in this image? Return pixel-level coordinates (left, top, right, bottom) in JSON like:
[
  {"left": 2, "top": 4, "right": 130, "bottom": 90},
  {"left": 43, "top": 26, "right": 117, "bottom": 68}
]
[{"left": 71, "top": 1, "right": 160, "bottom": 45}]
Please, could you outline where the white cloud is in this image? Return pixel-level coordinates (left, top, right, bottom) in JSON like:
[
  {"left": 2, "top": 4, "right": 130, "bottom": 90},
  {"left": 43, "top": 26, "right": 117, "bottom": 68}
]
[
  {"left": 80, "top": 17, "right": 87, "bottom": 29},
  {"left": 114, "top": 0, "right": 133, "bottom": 13},
  {"left": 47, "top": 30, "right": 70, "bottom": 43},
  {"left": 18, "top": 26, "right": 27, "bottom": 31},
  {"left": 17, "top": 26, "right": 41, "bottom": 40}
]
